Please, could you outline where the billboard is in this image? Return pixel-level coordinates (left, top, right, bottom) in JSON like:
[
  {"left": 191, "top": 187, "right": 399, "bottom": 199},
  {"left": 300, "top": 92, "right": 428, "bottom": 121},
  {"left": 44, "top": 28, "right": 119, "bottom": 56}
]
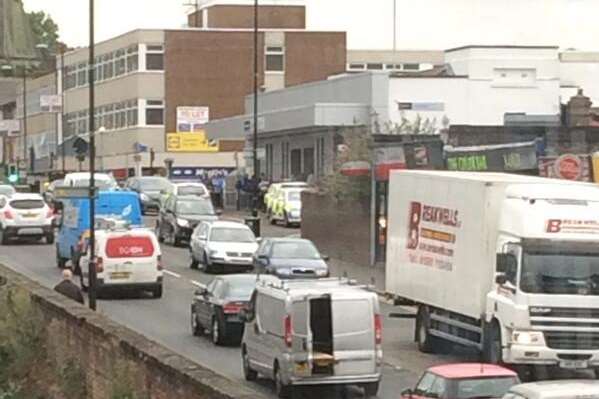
[
  {"left": 40, "top": 95, "right": 62, "bottom": 112},
  {"left": 166, "top": 131, "right": 219, "bottom": 152},
  {"left": 177, "top": 106, "right": 209, "bottom": 132}
]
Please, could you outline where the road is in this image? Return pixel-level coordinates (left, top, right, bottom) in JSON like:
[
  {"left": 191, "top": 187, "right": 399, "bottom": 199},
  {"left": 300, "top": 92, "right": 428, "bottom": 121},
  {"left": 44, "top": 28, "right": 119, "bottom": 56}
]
[{"left": 0, "top": 215, "right": 473, "bottom": 399}]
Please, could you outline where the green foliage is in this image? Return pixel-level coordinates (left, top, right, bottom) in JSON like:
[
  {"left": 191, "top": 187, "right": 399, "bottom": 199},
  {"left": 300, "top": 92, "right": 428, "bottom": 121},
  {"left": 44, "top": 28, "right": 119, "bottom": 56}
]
[
  {"left": 26, "top": 11, "right": 60, "bottom": 52},
  {"left": 58, "top": 359, "right": 87, "bottom": 399},
  {"left": 384, "top": 112, "right": 447, "bottom": 135},
  {"left": 110, "top": 361, "right": 147, "bottom": 399},
  {"left": 319, "top": 126, "right": 372, "bottom": 201}
]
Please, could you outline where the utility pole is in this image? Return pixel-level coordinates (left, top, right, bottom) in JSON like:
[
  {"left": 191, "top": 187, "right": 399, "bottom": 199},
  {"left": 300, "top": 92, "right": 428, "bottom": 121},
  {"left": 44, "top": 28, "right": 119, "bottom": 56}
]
[
  {"left": 22, "top": 70, "right": 27, "bottom": 169},
  {"left": 253, "top": 0, "right": 259, "bottom": 181},
  {"left": 61, "top": 49, "right": 66, "bottom": 174},
  {"left": 393, "top": 0, "right": 397, "bottom": 52},
  {"left": 88, "top": 0, "right": 97, "bottom": 311}
]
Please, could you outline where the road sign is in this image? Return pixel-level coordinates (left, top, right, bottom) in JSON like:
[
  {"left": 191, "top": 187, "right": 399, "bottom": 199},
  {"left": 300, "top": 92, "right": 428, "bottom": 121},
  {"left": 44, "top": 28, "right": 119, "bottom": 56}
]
[{"left": 54, "top": 186, "right": 98, "bottom": 200}]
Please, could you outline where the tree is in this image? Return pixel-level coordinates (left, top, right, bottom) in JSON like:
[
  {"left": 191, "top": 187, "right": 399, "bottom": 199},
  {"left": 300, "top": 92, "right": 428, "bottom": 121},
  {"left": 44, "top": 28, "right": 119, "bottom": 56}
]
[
  {"left": 26, "top": 10, "right": 60, "bottom": 53},
  {"left": 383, "top": 112, "right": 447, "bottom": 135}
]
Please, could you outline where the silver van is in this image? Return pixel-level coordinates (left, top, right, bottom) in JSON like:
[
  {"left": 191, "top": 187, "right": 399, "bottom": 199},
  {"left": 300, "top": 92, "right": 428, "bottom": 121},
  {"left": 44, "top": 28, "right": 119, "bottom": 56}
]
[
  {"left": 240, "top": 277, "right": 383, "bottom": 398},
  {"left": 503, "top": 380, "right": 599, "bottom": 399}
]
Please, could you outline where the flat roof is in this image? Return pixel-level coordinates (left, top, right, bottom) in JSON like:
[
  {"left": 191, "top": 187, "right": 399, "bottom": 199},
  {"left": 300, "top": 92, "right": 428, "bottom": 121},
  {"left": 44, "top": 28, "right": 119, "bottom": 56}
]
[{"left": 445, "top": 44, "right": 559, "bottom": 52}]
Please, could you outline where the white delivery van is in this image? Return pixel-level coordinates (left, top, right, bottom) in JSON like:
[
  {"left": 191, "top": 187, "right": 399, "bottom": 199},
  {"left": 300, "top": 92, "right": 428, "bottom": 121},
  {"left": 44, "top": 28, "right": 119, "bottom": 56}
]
[
  {"left": 79, "top": 224, "right": 163, "bottom": 298},
  {"left": 241, "top": 277, "right": 382, "bottom": 398},
  {"left": 386, "top": 171, "right": 599, "bottom": 374}
]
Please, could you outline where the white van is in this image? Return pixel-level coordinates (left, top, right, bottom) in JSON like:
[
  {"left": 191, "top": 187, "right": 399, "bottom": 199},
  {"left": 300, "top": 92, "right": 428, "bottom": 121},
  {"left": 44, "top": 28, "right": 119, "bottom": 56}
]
[
  {"left": 504, "top": 380, "right": 599, "bottom": 399},
  {"left": 241, "top": 277, "right": 382, "bottom": 398},
  {"left": 64, "top": 172, "right": 118, "bottom": 190},
  {"left": 79, "top": 225, "right": 163, "bottom": 298}
]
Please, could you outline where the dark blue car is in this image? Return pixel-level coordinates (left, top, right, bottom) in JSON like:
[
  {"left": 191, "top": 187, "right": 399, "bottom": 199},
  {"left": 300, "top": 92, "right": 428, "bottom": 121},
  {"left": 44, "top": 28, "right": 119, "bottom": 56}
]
[{"left": 253, "top": 237, "right": 329, "bottom": 278}]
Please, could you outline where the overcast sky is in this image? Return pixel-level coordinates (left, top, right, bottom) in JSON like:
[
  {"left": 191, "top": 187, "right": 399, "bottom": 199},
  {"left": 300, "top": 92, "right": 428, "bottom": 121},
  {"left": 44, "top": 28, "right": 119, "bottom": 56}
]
[{"left": 22, "top": 0, "right": 599, "bottom": 51}]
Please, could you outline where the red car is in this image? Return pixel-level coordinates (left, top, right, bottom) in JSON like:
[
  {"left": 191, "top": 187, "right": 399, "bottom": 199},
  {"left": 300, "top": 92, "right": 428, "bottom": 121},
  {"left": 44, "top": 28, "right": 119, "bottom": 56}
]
[{"left": 401, "top": 363, "right": 520, "bottom": 399}]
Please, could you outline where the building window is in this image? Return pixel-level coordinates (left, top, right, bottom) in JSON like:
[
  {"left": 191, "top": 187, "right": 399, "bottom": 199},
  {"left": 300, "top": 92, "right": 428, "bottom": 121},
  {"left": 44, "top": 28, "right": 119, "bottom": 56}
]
[
  {"left": 281, "top": 142, "right": 289, "bottom": 179},
  {"left": 316, "top": 137, "right": 325, "bottom": 177},
  {"left": 403, "top": 63, "right": 420, "bottom": 71},
  {"left": 126, "top": 100, "right": 138, "bottom": 127},
  {"left": 94, "top": 56, "right": 103, "bottom": 82},
  {"left": 265, "top": 46, "right": 284, "bottom": 72},
  {"left": 77, "top": 63, "right": 87, "bottom": 86},
  {"left": 104, "top": 104, "right": 114, "bottom": 130},
  {"left": 145, "top": 100, "right": 164, "bottom": 125},
  {"left": 103, "top": 53, "right": 114, "bottom": 80},
  {"left": 114, "top": 49, "right": 126, "bottom": 77},
  {"left": 348, "top": 63, "right": 366, "bottom": 71},
  {"left": 367, "top": 63, "right": 383, "bottom": 70},
  {"left": 127, "top": 45, "right": 139, "bottom": 72},
  {"left": 265, "top": 144, "right": 273, "bottom": 180},
  {"left": 146, "top": 45, "right": 164, "bottom": 71}
]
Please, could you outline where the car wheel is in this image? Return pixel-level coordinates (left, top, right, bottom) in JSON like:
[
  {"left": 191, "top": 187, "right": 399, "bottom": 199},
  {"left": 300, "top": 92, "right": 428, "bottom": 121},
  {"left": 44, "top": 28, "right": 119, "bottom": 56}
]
[
  {"left": 242, "top": 346, "right": 258, "bottom": 381},
  {"left": 204, "top": 254, "right": 214, "bottom": 274},
  {"left": 0, "top": 228, "right": 8, "bottom": 245},
  {"left": 45, "top": 233, "right": 55, "bottom": 245},
  {"left": 156, "top": 223, "right": 164, "bottom": 243},
  {"left": 173, "top": 235, "right": 182, "bottom": 247},
  {"left": 152, "top": 285, "right": 163, "bottom": 299},
  {"left": 274, "top": 362, "right": 291, "bottom": 399},
  {"left": 284, "top": 212, "right": 292, "bottom": 228},
  {"left": 363, "top": 381, "right": 380, "bottom": 398},
  {"left": 212, "top": 316, "right": 226, "bottom": 345},
  {"left": 483, "top": 321, "right": 503, "bottom": 365},
  {"left": 190, "top": 255, "right": 199, "bottom": 269},
  {"left": 191, "top": 308, "right": 203, "bottom": 336}
]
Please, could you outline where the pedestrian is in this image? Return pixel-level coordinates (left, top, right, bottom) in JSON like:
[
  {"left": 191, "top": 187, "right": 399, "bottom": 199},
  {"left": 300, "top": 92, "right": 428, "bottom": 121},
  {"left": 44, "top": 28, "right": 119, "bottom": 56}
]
[{"left": 53, "top": 269, "right": 85, "bottom": 305}]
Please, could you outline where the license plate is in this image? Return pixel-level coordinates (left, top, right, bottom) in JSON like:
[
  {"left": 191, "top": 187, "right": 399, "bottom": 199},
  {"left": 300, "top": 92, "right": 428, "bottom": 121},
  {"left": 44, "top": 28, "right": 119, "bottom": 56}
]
[
  {"left": 559, "top": 360, "right": 588, "bottom": 369},
  {"left": 110, "top": 272, "right": 131, "bottom": 280},
  {"left": 17, "top": 228, "right": 43, "bottom": 235}
]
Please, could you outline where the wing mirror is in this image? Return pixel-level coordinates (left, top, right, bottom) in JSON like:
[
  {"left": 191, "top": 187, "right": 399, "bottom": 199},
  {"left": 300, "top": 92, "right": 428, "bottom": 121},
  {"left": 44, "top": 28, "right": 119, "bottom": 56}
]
[
  {"left": 194, "top": 287, "right": 208, "bottom": 296},
  {"left": 257, "top": 255, "right": 269, "bottom": 266},
  {"left": 215, "top": 209, "right": 223, "bottom": 216},
  {"left": 495, "top": 273, "right": 508, "bottom": 285},
  {"left": 401, "top": 389, "right": 413, "bottom": 398},
  {"left": 321, "top": 254, "right": 330, "bottom": 262}
]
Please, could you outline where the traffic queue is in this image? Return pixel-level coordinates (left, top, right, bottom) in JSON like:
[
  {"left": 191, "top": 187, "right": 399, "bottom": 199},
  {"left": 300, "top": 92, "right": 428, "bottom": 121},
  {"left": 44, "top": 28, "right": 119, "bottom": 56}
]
[{"left": 3, "top": 171, "right": 597, "bottom": 399}]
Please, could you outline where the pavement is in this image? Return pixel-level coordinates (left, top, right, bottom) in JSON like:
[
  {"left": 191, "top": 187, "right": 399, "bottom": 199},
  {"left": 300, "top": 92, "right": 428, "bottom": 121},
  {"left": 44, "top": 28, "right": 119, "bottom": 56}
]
[{"left": 0, "top": 211, "right": 476, "bottom": 399}]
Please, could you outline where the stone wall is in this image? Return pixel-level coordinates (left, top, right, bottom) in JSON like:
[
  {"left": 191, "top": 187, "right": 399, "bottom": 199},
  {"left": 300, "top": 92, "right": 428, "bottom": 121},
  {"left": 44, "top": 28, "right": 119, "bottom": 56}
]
[
  {"left": 0, "top": 264, "right": 265, "bottom": 399},
  {"left": 301, "top": 191, "right": 371, "bottom": 266}
]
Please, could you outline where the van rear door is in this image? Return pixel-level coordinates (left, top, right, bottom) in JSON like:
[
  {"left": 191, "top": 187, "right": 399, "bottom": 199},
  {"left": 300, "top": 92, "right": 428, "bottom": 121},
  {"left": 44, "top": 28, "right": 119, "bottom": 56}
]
[
  {"left": 291, "top": 299, "right": 312, "bottom": 377},
  {"left": 332, "top": 298, "right": 377, "bottom": 376},
  {"left": 102, "top": 234, "right": 157, "bottom": 283}
]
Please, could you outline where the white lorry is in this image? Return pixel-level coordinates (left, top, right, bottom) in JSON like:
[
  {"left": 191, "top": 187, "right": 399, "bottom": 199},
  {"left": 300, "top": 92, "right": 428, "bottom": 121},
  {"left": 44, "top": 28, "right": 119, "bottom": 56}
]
[{"left": 386, "top": 170, "right": 599, "bottom": 375}]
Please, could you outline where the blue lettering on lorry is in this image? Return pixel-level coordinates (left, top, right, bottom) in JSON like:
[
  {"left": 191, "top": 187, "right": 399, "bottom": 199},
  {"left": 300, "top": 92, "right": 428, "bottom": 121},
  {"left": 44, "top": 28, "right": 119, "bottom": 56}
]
[{"left": 56, "top": 191, "right": 142, "bottom": 268}]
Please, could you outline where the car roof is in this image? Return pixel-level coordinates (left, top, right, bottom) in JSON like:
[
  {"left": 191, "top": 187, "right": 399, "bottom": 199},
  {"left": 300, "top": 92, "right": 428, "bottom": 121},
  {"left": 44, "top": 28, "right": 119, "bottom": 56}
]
[
  {"left": 175, "top": 195, "right": 211, "bottom": 201},
  {"left": 208, "top": 220, "right": 251, "bottom": 229},
  {"left": 216, "top": 274, "right": 258, "bottom": 284},
  {"left": 9, "top": 193, "right": 44, "bottom": 201},
  {"left": 509, "top": 380, "right": 599, "bottom": 397},
  {"left": 66, "top": 172, "right": 112, "bottom": 179},
  {"left": 428, "top": 363, "right": 518, "bottom": 379},
  {"left": 175, "top": 182, "right": 206, "bottom": 186},
  {"left": 265, "top": 237, "right": 312, "bottom": 244}
]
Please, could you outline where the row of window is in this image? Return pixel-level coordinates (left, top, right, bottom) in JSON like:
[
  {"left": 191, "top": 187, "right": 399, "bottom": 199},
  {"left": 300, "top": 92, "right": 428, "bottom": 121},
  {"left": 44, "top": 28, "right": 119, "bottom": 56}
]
[
  {"left": 63, "top": 99, "right": 164, "bottom": 137},
  {"left": 64, "top": 44, "right": 164, "bottom": 90},
  {"left": 347, "top": 62, "right": 421, "bottom": 71}
]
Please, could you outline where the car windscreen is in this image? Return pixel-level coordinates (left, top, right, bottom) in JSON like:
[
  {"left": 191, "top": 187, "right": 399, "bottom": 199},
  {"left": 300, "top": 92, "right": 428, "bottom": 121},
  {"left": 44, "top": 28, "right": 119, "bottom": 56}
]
[
  {"left": 72, "top": 178, "right": 116, "bottom": 189},
  {"left": 224, "top": 279, "right": 256, "bottom": 298},
  {"left": 210, "top": 228, "right": 255, "bottom": 243},
  {"left": 139, "top": 178, "right": 172, "bottom": 191},
  {"left": 271, "top": 241, "right": 320, "bottom": 259},
  {"left": 177, "top": 185, "right": 206, "bottom": 196},
  {"left": 0, "top": 186, "right": 15, "bottom": 197},
  {"left": 452, "top": 376, "right": 519, "bottom": 399},
  {"left": 10, "top": 199, "right": 45, "bottom": 209},
  {"left": 176, "top": 200, "right": 214, "bottom": 215},
  {"left": 286, "top": 191, "right": 302, "bottom": 201}
]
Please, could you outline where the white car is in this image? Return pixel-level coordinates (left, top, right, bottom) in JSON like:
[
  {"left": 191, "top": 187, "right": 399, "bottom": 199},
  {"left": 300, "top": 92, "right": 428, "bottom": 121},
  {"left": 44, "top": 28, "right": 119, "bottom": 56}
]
[
  {"left": 159, "top": 182, "right": 210, "bottom": 207},
  {"left": 79, "top": 226, "right": 163, "bottom": 298},
  {"left": 0, "top": 185, "right": 16, "bottom": 198},
  {"left": 189, "top": 220, "right": 258, "bottom": 273},
  {"left": 0, "top": 193, "right": 54, "bottom": 245},
  {"left": 503, "top": 380, "right": 599, "bottom": 399},
  {"left": 64, "top": 172, "right": 118, "bottom": 190}
]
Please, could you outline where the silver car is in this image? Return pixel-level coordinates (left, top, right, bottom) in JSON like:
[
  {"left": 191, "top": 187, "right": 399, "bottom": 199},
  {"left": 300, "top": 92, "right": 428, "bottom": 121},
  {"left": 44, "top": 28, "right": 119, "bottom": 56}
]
[
  {"left": 241, "top": 278, "right": 383, "bottom": 398},
  {"left": 189, "top": 220, "right": 258, "bottom": 273}
]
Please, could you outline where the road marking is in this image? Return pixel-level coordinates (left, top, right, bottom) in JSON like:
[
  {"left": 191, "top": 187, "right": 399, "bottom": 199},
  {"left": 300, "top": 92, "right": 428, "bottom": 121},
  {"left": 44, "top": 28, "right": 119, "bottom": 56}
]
[
  {"left": 190, "top": 280, "right": 205, "bottom": 288},
  {"left": 163, "top": 270, "right": 181, "bottom": 279}
]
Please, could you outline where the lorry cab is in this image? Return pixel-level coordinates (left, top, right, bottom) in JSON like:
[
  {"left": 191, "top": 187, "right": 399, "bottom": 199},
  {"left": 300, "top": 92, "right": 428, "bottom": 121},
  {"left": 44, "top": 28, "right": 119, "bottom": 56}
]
[
  {"left": 56, "top": 191, "right": 142, "bottom": 270},
  {"left": 241, "top": 277, "right": 382, "bottom": 398}
]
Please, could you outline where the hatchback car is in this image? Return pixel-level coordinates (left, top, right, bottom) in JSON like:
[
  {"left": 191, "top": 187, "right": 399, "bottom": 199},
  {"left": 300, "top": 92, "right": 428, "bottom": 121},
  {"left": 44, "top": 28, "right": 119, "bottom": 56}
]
[
  {"left": 160, "top": 182, "right": 210, "bottom": 207},
  {"left": 0, "top": 193, "right": 54, "bottom": 245},
  {"left": 191, "top": 274, "right": 257, "bottom": 345},
  {"left": 401, "top": 363, "right": 520, "bottom": 399},
  {"left": 253, "top": 238, "right": 329, "bottom": 278},
  {"left": 189, "top": 221, "right": 258, "bottom": 273},
  {"left": 126, "top": 176, "right": 173, "bottom": 215},
  {"left": 157, "top": 195, "right": 219, "bottom": 246}
]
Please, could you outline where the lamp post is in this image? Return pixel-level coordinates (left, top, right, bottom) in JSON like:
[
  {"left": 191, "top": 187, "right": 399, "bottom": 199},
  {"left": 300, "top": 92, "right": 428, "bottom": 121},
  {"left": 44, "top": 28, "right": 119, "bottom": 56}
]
[
  {"left": 1, "top": 65, "right": 13, "bottom": 169},
  {"left": 87, "top": 0, "right": 97, "bottom": 311},
  {"left": 252, "top": 0, "right": 259, "bottom": 214}
]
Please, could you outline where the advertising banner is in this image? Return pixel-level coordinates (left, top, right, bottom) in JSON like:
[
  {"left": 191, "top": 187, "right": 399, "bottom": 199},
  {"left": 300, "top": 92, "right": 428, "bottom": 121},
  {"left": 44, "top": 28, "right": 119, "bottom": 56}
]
[
  {"left": 166, "top": 131, "right": 219, "bottom": 152},
  {"left": 538, "top": 154, "right": 592, "bottom": 182},
  {"left": 446, "top": 141, "right": 538, "bottom": 172},
  {"left": 0, "top": 120, "right": 20, "bottom": 136},
  {"left": 40, "top": 95, "right": 62, "bottom": 112},
  {"left": 176, "top": 106, "right": 209, "bottom": 132}
]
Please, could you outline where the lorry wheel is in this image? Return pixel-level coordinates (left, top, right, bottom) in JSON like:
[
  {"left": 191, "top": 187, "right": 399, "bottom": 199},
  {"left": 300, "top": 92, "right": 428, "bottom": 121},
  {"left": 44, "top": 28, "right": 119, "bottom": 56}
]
[
  {"left": 363, "top": 381, "right": 380, "bottom": 397},
  {"left": 242, "top": 346, "right": 258, "bottom": 381},
  {"left": 416, "top": 307, "right": 443, "bottom": 353},
  {"left": 483, "top": 322, "right": 503, "bottom": 364}
]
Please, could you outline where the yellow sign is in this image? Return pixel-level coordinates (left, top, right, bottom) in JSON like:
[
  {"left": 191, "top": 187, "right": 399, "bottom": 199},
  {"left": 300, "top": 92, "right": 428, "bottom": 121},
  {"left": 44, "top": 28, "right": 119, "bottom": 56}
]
[{"left": 166, "top": 131, "right": 219, "bottom": 153}]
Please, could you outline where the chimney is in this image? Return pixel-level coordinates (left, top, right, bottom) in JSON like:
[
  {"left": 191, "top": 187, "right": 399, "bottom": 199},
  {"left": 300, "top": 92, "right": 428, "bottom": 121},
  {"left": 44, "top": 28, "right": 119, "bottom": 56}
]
[{"left": 566, "top": 88, "right": 592, "bottom": 127}]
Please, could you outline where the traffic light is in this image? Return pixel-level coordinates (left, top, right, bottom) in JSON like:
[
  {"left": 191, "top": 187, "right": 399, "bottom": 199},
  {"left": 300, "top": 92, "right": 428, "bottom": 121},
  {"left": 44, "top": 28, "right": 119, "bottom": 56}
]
[{"left": 7, "top": 164, "right": 18, "bottom": 184}]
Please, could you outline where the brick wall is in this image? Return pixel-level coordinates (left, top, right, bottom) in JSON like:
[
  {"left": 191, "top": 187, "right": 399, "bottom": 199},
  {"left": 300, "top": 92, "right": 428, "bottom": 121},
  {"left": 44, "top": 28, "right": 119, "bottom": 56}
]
[
  {"left": 285, "top": 32, "right": 347, "bottom": 88},
  {"left": 301, "top": 191, "right": 371, "bottom": 266},
  {"left": 0, "top": 264, "right": 265, "bottom": 399},
  {"left": 189, "top": 5, "right": 306, "bottom": 29}
]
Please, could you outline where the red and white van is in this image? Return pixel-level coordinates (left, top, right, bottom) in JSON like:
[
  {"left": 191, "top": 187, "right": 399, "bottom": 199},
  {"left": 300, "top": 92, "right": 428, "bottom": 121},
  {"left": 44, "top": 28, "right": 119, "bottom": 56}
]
[{"left": 79, "top": 227, "right": 163, "bottom": 298}]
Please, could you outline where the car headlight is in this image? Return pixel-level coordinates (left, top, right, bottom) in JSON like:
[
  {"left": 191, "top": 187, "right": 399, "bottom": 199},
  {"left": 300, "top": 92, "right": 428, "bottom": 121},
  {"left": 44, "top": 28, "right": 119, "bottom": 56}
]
[
  {"left": 512, "top": 330, "right": 544, "bottom": 346},
  {"left": 316, "top": 269, "right": 329, "bottom": 277},
  {"left": 140, "top": 193, "right": 149, "bottom": 201},
  {"left": 277, "top": 268, "right": 292, "bottom": 276},
  {"left": 177, "top": 218, "right": 189, "bottom": 227},
  {"left": 209, "top": 249, "right": 223, "bottom": 258}
]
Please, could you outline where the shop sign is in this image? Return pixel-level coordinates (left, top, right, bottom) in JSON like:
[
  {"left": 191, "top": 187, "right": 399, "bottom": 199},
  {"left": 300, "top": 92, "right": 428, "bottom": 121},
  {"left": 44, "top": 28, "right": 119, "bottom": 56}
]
[
  {"left": 539, "top": 154, "right": 591, "bottom": 182},
  {"left": 446, "top": 142, "right": 537, "bottom": 172},
  {"left": 176, "top": 106, "right": 209, "bottom": 132},
  {"left": 374, "top": 146, "right": 406, "bottom": 181},
  {"left": 40, "top": 95, "right": 62, "bottom": 112},
  {"left": 166, "top": 131, "right": 219, "bottom": 153}
]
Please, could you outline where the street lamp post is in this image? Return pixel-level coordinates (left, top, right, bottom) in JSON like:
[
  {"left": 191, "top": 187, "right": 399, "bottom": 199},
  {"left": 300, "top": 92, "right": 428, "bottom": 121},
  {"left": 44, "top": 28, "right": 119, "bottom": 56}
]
[
  {"left": 87, "top": 0, "right": 98, "bottom": 311},
  {"left": 252, "top": 0, "right": 259, "bottom": 214},
  {"left": 22, "top": 69, "right": 27, "bottom": 168}
]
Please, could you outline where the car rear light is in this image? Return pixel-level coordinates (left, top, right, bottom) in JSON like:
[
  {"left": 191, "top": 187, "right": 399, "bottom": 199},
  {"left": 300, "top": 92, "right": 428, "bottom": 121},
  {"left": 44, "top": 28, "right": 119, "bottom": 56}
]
[
  {"left": 374, "top": 314, "right": 382, "bottom": 345},
  {"left": 284, "top": 315, "right": 293, "bottom": 348},
  {"left": 3, "top": 210, "right": 13, "bottom": 219},
  {"left": 157, "top": 255, "right": 163, "bottom": 271},
  {"left": 95, "top": 257, "right": 104, "bottom": 273},
  {"left": 223, "top": 302, "right": 245, "bottom": 314},
  {"left": 46, "top": 208, "right": 54, "bottom": 218}
]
